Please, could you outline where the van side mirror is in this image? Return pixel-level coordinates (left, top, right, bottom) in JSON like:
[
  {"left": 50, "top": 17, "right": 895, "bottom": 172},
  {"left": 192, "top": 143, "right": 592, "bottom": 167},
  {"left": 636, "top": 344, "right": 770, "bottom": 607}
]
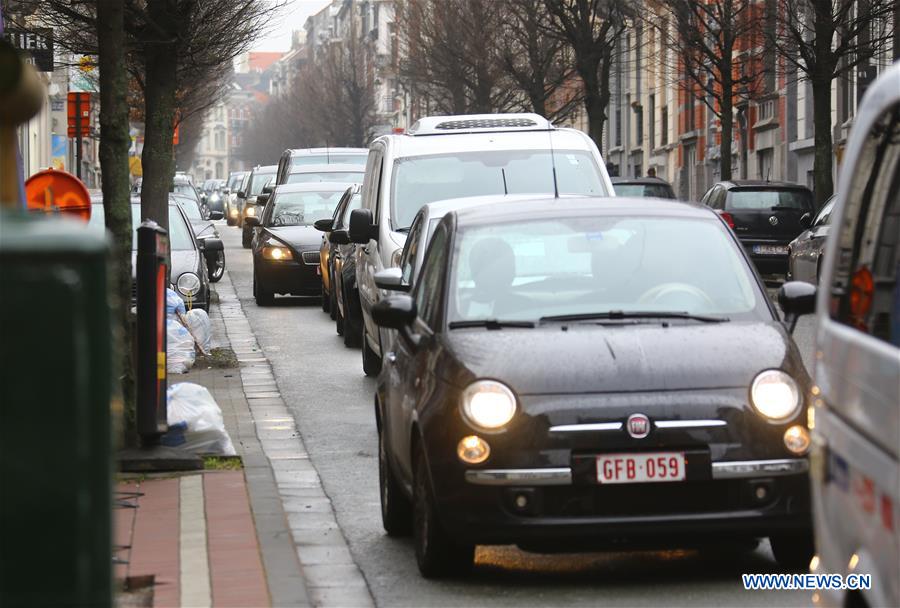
[
  {"left": 799, "top": 212, "right": 812, "bottom": 230},
  {"left": 374, "top": 268, "right": 409, "bottom": 292},
  {"left": 372, "top": 294, "right": 416, "bottom": 329},
  {"left": 777, "top": 281, "right": 817, "bottom": 333},
  {"left": 237, "top": 191, "right": 245, "bottom": 198},
  {"left": 329, "top": 229, "right": 350, "bottom": 245},
  {"left": 262, "top": 183, "right": 274, "bottom": 194},
  {"left": 256, "top": 194, "right": 269, "bottom": 205},
  {"left": 348, "top": 208, "right": 376, "bottom": 244}
]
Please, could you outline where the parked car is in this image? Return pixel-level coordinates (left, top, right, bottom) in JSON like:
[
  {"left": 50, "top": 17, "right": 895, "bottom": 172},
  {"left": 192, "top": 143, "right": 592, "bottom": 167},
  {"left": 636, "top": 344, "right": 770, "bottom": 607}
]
[
  {"left": 88, "top": 198, "right": 220, "bottom": 311},
  {"left": 240, "top": 165, "right": 277, "bottom": 248},
  {"left": 201, "top": 179, "right": 227, "bottom": 216},
  {"left": 372, "top": 196, "right": 813, "bottom": 577},
  {"left": 786, "top": 196, "right": 835, "bottom": 284},
  {"left": 349, "top": 112, "right": 614, "bottom": 377},
  {"left": 247, "top": 183, "right": 350, "bottom": 305},
  {"left": 700, "top": 180, "right": 815, "bottom": 278},
  {"left": 314, "top": 185, "right": 356, "bottom": 319},
  {"left": 785, "top": 62, "right": 899, "bottom": 608},
  {"left": 275, "top": 147, "right": 368, "bottom": 185},
  {"left": 225, "top": 171, "right": 248, "bottom": 225},
  {"left": 611, "top": 176, "right": 677, "bottom": 199},
  {"left": 285, "top": 163, "right": 365, "bottom": 185},
  {"left": 172, "top": 193, "right": 225, "bottom": 283}
]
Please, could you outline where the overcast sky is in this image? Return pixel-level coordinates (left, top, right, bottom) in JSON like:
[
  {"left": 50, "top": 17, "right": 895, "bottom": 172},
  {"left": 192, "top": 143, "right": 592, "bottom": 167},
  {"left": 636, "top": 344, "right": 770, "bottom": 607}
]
[{"left": 253, "top": 0, "right": 331, "bottom": 52}]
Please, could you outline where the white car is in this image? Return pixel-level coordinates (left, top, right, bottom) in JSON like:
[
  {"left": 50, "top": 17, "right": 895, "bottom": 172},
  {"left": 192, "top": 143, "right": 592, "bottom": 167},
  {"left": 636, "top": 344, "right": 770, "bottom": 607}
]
[
  {"left": 782, "top": 62, "right": 899, "bottom": 608},
  {"left": 347, "top": 113, "right": 614, "bottom": 376}
]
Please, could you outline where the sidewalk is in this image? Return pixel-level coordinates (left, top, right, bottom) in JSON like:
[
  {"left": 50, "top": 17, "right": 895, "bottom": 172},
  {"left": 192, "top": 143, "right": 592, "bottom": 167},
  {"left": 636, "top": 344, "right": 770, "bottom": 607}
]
[{"left": 114, "top": 270, "right": 373, "bottom": 608}]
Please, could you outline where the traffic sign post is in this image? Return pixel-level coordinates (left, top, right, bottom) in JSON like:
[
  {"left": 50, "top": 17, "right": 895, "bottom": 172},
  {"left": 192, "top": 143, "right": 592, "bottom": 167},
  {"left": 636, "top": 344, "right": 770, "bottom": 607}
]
[{"left": 67, "top": 92, "right": 91, "bottom": 178}]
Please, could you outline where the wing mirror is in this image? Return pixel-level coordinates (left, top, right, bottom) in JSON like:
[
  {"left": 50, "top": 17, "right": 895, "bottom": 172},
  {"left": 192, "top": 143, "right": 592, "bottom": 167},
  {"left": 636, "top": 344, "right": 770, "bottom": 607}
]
[
  {"left": 200, "top": 237, "right": 224, "bottom": 254},
  {"left": 244, "top": 215, "right": 259, "bottom": 226},
  {"left": 262, "top": 182, "right": 274, "bottom": 194},
  {"left": 209, "top": 210, "right": 224, "bottom": 220},
  {"left": 329, "top": 229, "right": 350, "bottom": 245},
  {"left": 237, "top": 190, "right": 245, "bottom": 198},
  {"left": 374, "top": 268, "right": 409, "bottom": 292},
  {"left": 777, "top": 281, "right": 817, "bottom": 333},
  {"left": 314, "top": 218, "right": 334, "bottom": 232},
  {"left": 372, "top": 294, "right": 416, "bottom": 329},
  {"left": 256, "top": 194, "right": 269, "bottom": 205},
  {"left": 799, "top": 212, "right": 812, "bottom": 230},
  {"left": 348, "top": 208, "right": 376, "bottom": 244}
]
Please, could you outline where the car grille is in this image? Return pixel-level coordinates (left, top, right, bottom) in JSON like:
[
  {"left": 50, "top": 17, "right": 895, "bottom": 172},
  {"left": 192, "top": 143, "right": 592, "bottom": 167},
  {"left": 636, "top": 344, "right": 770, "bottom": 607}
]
[{"left": 301, "top": 250, "right": 320, "bottom": 265}]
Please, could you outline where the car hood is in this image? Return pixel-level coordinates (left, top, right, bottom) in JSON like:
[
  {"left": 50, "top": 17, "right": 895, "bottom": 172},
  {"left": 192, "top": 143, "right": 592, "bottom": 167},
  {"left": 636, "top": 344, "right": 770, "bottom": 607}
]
[
  {"left": 262, "top": 225, "right": 321, "bottom": 249},
  {"left": 130, "top": 249, "right": 200, "bottom": 279},
  {"left": 443, "top": 321, "right": 800, "bottom": 395}
]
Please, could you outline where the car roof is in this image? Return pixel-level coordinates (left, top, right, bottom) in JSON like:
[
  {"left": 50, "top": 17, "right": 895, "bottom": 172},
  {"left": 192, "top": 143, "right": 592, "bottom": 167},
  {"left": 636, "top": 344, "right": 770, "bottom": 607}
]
[
  {"left": 273, "top": 182, "right": 356, "bottom": 194},
  {"left": 450, "top": 196, "right": 715, "bottom": 226},
  {"left": 288, "top": 163, "right": 363, "bottom": 173},
  {"left": 285, "top": 147, "right": 368, "bottom": 156},
  {"left": 716, "top": 180, "right": 811, "bottom": 190},
  {"left": 610, "top": 177, "right": 673, "bottom": 185}
]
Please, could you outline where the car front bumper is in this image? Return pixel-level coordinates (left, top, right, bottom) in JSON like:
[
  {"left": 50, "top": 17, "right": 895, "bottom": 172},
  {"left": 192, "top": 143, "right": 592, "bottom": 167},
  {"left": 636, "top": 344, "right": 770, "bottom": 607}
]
[{"left": 255, "top": 257, "right": 320, "bottom": 296}]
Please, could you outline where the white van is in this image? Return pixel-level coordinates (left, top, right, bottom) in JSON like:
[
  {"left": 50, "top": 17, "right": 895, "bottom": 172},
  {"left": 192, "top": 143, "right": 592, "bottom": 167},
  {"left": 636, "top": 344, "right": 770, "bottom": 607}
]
[
  {"left": 786, "top": 62, "right": 899, "bottom": 608},
  {"left": 347, "top": 113, "right": 614, "bottom": 375}
]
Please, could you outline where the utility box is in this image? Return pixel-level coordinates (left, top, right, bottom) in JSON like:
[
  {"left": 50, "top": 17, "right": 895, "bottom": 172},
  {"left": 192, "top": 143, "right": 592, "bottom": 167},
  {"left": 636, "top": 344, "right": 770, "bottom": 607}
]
[{"left": 0, "top": 209, "right": 113, "bottom": 607}]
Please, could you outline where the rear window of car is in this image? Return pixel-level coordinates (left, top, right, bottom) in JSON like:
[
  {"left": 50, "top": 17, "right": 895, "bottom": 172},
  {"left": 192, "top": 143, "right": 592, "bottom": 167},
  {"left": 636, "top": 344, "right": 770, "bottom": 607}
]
[
  {"left": 614, "top": 183, "right": 675, "bottom": 198},
  {"left": 727, "top": 188, "right": 812, "bottom": 211}
]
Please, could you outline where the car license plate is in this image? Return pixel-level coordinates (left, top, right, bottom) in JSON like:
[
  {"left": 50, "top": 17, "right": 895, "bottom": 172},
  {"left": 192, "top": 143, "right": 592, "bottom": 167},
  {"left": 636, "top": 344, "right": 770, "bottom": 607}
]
[
  {"left": 752, "top": 244, "right": 788, "bottom": 255},
  {"left": 596, "top": 452, "right": 686, "bottom": 484}
]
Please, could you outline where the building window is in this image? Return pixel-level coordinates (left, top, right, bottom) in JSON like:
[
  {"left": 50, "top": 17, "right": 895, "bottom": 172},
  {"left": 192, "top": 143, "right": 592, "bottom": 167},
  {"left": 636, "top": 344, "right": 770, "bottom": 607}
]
[
  {"left": 649, "top": 94, "right": 656, "bottom": 149},
  {"left": 215, "top": 130, "right": 225, "bottom": 151},
  {"left": 636, "top": 105, "right": 644, "bottom": 144},
  {"left": 615, "top": 108, "right": 622, "bottom": 148},
  {"left": 215, "top": 162, "right": 223, "bottom": 179},
  {"left": 661, "top": 106, "right": 668, "bottom": 146}
]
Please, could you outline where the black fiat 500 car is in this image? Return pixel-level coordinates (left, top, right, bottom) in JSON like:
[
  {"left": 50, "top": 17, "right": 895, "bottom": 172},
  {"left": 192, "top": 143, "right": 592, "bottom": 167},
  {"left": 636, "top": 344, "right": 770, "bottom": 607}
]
[
  {"left": 248, "top": 182, "right": 350, "bottom": 305},
  {"left": 371, "top": 197, "right": 814, "bottom": 577}
]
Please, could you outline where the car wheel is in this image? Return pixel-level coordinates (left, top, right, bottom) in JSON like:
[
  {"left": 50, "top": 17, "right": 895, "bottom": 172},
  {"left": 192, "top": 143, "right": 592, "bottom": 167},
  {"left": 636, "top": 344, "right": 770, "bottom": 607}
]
[
  {"left": 329, "top": 282, "right": 337, "bottom": 321},
  {"left": 254, "top": 269, "right": 274, "bottom": 306},
  {"left": 343, "top": 288, "right": 362, "bottom": 347},
  {"left": 770, "top": 533, "right": 814, "bottom": 571},
  {"left": 379, "top": 422, "right": 412, "bottom": 536},
  {"left": 208, "top": 250, "right": 225, "bottom": 283},
  {"left": 336, "top": 308, "right": 345, "bottom": 336},
  {"left": 413, "top": 446, "right": 474, "bottom": 578},
  {"left": 363, "top": 332, "right": 381, "bottom": 377},
  {"left": 242, "top": 227, "right": 252, "bottom": 249},
  {"left": 321, "top": 283, "right": 330, "bottom": 313}
]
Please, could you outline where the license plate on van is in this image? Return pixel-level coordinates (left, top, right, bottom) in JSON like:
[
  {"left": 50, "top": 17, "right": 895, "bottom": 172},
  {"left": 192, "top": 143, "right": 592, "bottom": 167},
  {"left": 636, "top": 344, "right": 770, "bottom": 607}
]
[{"left": 753, "top": 245, "right": 787, "bottom": 255}]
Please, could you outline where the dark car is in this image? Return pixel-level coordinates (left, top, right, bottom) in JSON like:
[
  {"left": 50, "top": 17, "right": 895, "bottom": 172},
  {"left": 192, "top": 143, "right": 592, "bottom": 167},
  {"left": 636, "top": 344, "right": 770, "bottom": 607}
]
[
  {"left": 248, "top": 183, "right": 350, "bottom": 305},
  {"left": 371, "top": 196, "right": 813, "bottom": 577},
  {"left": 225, "top": 171, "right": 248, "bottom": 225},
  {"left": 611, "top": 176, "right": 676, "bottom": 199},
  {"left": 787, "top": 196, "right": 835, "bottom": 284},
  {"left": 201, "top": 179, "right": 227, "bottom": 216},
  {"left": 88, "top": 198, "right": 221, "bottom": 311},
  {"left": 285, "top": 163, "right": 365, "bottom": 185},
  {"left": 314, "top": 185, "right": 364, "bottom": 345},
  {"left": 240, "top": 165, "right": 277, "bottom": 248},
  {"left": 700, "top": 180, "right": 814, "bottom": 277},
  {"left": 172, "top": 193, "right": 226, "bottom": 283}
]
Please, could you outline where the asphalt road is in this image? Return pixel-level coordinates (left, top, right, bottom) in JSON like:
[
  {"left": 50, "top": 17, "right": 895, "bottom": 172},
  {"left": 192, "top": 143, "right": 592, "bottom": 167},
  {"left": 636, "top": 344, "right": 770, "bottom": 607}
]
[{"left": 220, "top": 223, "right": 814, "bottom": 607}]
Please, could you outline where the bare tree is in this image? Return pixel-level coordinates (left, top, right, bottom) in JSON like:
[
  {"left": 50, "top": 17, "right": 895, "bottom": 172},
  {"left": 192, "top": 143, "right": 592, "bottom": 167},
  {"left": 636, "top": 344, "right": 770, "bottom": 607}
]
[
  {"left": 542, "top": 0, "right": 632, "bottom": 152},
  {"left": 653, "top": 0, "right": 768, "bottom": 181},
  {"left": 771, "top": 0, "right": 894, "bottom": 204}
]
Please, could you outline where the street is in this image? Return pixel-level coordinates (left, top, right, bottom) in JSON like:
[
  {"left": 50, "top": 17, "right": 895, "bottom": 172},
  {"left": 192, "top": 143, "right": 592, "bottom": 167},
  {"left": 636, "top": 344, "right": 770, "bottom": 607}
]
[{"left": 221, "top": 223, "right": 815, "bottom": 606}]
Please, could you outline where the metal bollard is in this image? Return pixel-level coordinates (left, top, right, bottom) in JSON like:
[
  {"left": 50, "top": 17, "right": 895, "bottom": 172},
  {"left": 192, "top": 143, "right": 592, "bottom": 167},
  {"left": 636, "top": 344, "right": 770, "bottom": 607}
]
[{"left": 136, "top": 220, "right": 169, "bottom": 445}]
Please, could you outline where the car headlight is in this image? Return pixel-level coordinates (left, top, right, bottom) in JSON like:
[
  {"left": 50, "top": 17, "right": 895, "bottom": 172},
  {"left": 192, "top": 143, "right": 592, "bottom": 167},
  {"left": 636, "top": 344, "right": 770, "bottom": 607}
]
[
  {"left": 176, "top": 272, "right": 201, "bottom": 296},
  {"left": 461, "top": 380, "right": 517, "bottom": 432},
  {"left": 262, "top": 244, "right": 293, "bottom": 261},
  {"left": 750, "top": 370, "right": 801, "bottom": 422},
  {"left": 245, "top": 205, "right": 256, "bottom": 217},
  {"left": 390, "top": 247, "right": 403, "bottom": 268},
  {"left": 229, "top": 207, "right": 239, "bottom": 216}
]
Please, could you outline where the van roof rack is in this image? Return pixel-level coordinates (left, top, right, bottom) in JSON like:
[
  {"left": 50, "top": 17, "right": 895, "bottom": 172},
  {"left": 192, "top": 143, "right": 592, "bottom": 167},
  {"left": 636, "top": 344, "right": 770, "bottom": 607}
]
[{"left": 407, "top": 113, "right": 553, "bottom": 136}]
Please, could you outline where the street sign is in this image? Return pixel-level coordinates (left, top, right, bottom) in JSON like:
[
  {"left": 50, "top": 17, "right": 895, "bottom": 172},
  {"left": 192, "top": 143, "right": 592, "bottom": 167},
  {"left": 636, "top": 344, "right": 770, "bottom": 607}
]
[{"left": 3, "top": 27, "right": 53, "bottom": 72}]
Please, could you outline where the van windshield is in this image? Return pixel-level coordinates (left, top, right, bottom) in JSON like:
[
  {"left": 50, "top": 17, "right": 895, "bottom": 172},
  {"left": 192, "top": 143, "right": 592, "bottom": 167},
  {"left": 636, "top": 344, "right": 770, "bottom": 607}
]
[{"left": 391, "top": 149, "right": 606, "bottom": 229}]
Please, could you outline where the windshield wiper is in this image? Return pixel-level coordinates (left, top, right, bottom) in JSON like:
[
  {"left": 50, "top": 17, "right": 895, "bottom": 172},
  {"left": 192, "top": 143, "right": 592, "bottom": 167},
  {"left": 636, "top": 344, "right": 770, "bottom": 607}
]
[
  {"left": 539, "top": 311, "right": 729, "bottom": 323},
  {"left": 448, "top": 319, "right": 536, "bottom": 330}
]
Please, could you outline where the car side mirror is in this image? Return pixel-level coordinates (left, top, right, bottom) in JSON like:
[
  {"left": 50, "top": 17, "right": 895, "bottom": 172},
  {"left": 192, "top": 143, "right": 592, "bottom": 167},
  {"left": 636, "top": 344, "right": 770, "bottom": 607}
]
[
  {"left": 262, "top": 184, "right": 274, "bottom": 194},
  {"left": 201, "top": 237, "right": 224, "bottom": 253},
  {"left": 244, "top": 215, "right": 260, "bottom": 227},
  {"left": 209, "top": 210, "right": 224, "bottom": 220},
  {"left": 777, "top": 281, "right": 817, "bottom": 333},
  {"left": 330, "top": 229, "right": 350, "bottom": 245},
  {"left": 348, "top": 208, "right": 376, "bottom": 244},
  {"left": 372, "top": 294, "right": 416, "bottom": 329},
  {"left": 374, "top": 267, "right": 409, "bottom": 292},
  {"left": 237, "top": 191, "right": 245, "bottom": 198},
  {"left": 799, "top": 212, "right": 812, "bottom": 230},
  {"left": 256, "top": 194, "right": 269, "bottom": 205},
  {"left": 314, "top": 218, "right": 334, "bottom": 232}
]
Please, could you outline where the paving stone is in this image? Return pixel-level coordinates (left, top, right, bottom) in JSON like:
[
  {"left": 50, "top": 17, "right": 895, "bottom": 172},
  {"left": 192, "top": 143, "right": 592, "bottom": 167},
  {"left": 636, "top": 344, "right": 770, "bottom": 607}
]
[
  {"left": 287, "top": 511, "right": 340, "bottom": 531},
  {"left": 302, "top": 565, "right": 369, "bottom": 588},
  {"left": 308, "top": 586, "right": 375, "bottom": 608},
  {"left": 295, "top": 544, "right": 355, "bottom": 566}
]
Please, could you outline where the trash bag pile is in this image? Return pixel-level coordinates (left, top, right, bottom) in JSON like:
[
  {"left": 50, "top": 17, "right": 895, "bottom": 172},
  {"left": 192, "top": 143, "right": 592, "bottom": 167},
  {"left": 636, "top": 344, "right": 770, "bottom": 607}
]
[
  {"left": 165, "top": 288, "right": 211, "bottom": 374},
  {"left": 162, "top": 382, "right": 236, "bottom": 455}
]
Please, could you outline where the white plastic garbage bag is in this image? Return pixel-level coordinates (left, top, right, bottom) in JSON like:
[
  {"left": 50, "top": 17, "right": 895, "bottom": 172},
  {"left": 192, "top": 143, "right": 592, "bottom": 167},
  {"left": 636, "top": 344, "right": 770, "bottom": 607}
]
[
  {"left": 166, "top": 382, "right": 236, "bottom": 455},
  {"left": 167, "top": 318, "right": 195, "bottom": 374},
  {"left": 183, "top": 309, "right": 212, "bottom": 353},
  {"left": 166, "top": 288, "right": 186, "bottom": 316}
]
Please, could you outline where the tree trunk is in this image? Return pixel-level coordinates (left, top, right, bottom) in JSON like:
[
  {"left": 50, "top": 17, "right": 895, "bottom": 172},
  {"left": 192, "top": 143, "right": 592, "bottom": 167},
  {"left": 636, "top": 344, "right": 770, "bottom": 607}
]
[
  {"left": 811, "top": 76, "right": 834, "bottom": 206},
  {"left": 578, "top": 55, "right": 606, "bottom": 154},
  {"left": 720, "top": 78, "right": 734, "bottom": 181},
  {"left": 140, "top": 0, "right": 180, "bottom": 233},
  {"left": 97, "top": 0, "right": 136, "bottom": 446}
]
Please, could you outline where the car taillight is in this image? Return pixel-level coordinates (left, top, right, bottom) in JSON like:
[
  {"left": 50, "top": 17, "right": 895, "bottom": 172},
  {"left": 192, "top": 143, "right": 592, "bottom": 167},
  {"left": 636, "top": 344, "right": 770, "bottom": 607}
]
[
  {"left": 849, "top": 265, "right": 873, "bottom": 330},
  {"left": 717, "top": 210, "right": 735, "bottom": 229}
]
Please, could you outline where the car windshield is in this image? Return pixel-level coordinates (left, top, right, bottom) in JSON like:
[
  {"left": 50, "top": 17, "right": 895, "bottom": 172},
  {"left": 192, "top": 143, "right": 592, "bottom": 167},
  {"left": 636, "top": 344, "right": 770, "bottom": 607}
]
[
  {"left": 728, "top": 188, "right": 812, "bottom": 211},
  {"left": 448, "top": 216, "right": 767, "bottom": 324},
  {"left": 291, "top": 154, "right": 367, "bottom": 167},
  {"left": 614, "top": 183, "right": 675, "bottom": 199},
  {"left": 249, "top": 171, "right": 275, "bottom": 195},
  {"left": 287, "top": 171, "right": 363, "bottom": 184},
  {"left": 173, "top": 183, "right": 198, "bottom": 201},
  {"left": 267, "top": 191, "right": 345, "bottom": 227},
  {"left": 391, "top": 149, "right": 606, "bottom": 229},
  {"left": 89, "top": 205, "right": 195, "bottom": 250}
]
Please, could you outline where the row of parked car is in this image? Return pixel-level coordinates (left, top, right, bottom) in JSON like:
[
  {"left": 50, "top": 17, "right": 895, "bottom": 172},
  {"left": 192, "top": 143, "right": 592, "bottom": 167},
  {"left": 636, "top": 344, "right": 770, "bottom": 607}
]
[{"left": 235, "top": 65, "right": 897, "bottom": 603}]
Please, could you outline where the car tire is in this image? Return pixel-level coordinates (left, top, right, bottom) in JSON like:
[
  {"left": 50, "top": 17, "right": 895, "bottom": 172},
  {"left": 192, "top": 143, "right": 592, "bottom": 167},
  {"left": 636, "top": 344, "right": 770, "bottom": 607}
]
[
  {"left": 329, "top": 283, "right": 337, "bottom": 321},
  {"left": 208, "top": 250, "right": 225, "bottom": 283},
  {"left": 336, "top": 307, "right": 345, "bottom": 336},
  {"left": 242, "top": 227, "right": 252, "bottom": 249},
  {"left": 770, "top": 533, "right": 814, "bottom": 571},
  {"left": 321, "top": 284, "right": 330, "bottom": 313},
  {"left": 362, "top": 332, "right": 381, "bottom": 377},
  {"left": 413, "top": 446, "right": 474, "bottom": 578},
  {"left": 254, "top": 269, "right": 274, "bottom": 307},
  {"left": 379, "top": 423, "right": 412, "bottom": 536},
  {"left": 342, "top": 288, "right": 362, "bottom": 347}
]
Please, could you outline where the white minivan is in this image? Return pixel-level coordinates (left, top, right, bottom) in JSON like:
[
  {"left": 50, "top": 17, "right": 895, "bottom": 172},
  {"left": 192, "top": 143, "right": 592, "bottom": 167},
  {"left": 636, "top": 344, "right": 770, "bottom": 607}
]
[
  {"left": 783, "top": 62, "right": 899, "bottom": 608},
  {"left": 348, "top": 113, "right": 614, "bottom": 375}
]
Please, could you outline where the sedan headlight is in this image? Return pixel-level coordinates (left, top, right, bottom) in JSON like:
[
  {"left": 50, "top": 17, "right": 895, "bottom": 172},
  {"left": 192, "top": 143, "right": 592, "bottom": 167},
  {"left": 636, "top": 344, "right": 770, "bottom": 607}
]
[
  {"left": 461, "top": 380, "right": 517, "bottom": 432},
  {"left": 176, "top": 272, "right": 201, "bottom": 296},
  {"left": 262, "top": 244, "right": 293, "bottom": 261},
  {"left": 750, "top": 370, "right": 801, "bottom": 422},
  {"left": 245, "top": 205, "right": 256, "bottom": 217}
]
